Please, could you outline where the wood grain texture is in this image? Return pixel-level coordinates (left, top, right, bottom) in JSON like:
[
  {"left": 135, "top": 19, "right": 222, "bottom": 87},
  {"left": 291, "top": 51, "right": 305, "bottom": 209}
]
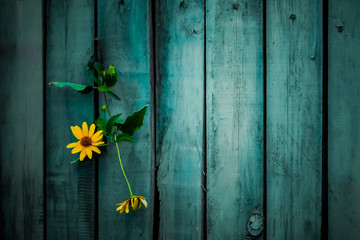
[
  {"left": 328, "top": 1, "right": 360, "bottom": 239},
  {"left": 266, "top": 0, "right": 323, "bottom": 239},
  {"left": 206, "top": 1, "right": 264, "bottom": 239},
  {"left": 97, "top": 0, "right": 152, "bottom": 239},
  {"left": 46, "top": 0, "right": 95, "bottom": 239},
  {"left": 0, "top": 0, "right": 44, "bottom": 239},
  {"left": 155, "top": 1, "right": 204, "bottom": 239}
]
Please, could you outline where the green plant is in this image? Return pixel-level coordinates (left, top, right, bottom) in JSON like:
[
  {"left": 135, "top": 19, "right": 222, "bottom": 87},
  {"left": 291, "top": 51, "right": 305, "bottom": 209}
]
[{"left": 51, "top": 61, "right": 148, "bottom": 213}]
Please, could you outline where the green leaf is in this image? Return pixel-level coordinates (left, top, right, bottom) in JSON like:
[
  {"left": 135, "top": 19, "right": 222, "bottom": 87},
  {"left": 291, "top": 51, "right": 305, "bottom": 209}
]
[
  {"left": 87, "top": 60, "right": 102, "bottom": 85},
  {"left": 93, "top": 77, "right": 101, "bottom": 85},
  {"left": 70, "top": 158, "right": 79, "bottom": 164},
  {"left": 95, "top": 117, "right": 107, "bottom": 134},
  {"left": 107, "top": 91, "right": 121, "bottom": 101},
  {"left": 106, "top": 114, "right": 121, "bottom": 136},
  {"left": 120, "top": 105, "right": 148, "bottom": 136},
  {"left": 97, "top": 85, "right": 113, "bottom": 92},
  {"left": 115, "top": 118, "right": 124, "bottom": 124},
  {"left": 87, "top": 61, "right": 94, "bottom": 74},
  {"left": 114, "top": 118, "right": 124, "bottom": 129},
  {"left": 115, "top": 133, "right": 134, "bottom": 143},
  {"left": 49, "top": 82, "right": 93, "bottom": 94},
  {"left": 94, "top": 61, "right": 104, "bottom": 74}
]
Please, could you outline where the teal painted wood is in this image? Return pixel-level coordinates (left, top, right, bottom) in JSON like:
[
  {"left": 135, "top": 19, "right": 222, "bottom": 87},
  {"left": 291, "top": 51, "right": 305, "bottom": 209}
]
[
  {"left": 266, "top": 0, "right": 323, "bottom": 239},
  {"left": 206, "top": 1, "right": 264, "bottom": 239},
  {"left": 97, "top": 0, "right": 152, "bottom": 239},
  {"left": 155, "top": 1, "right": 204, "bottom": 239},
  {"left": 0, "top": 0, "right": 44, "bottom": 239},
  {"left": 328, "top": 1, "right": 360, "bottom": 239},
  {"left": 46, "top": 1, "right": 95, "bottom": 239}
]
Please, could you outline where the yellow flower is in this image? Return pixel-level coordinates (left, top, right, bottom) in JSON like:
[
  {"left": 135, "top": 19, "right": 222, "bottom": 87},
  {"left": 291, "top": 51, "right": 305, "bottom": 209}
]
[
  {"left": 66, "top": 122, "right": 105, "bottom": 161},
  {"left": 116, "top": 196, "right": 148, "bottom": 213}
]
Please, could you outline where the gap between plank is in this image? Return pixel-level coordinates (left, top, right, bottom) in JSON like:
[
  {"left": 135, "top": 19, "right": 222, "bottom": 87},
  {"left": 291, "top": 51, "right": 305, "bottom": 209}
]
[
  {"left": 201, "top": 0, "right": 207, "bottom": 240},
  {"left": 42, "top": 0, "right": 47, "bottom": 238},
  {"left": 93, "top": 0, "right": 99, "bottom": 239},
  {"left": 150, "top": 0, "right": 160, "bottom": 239}
]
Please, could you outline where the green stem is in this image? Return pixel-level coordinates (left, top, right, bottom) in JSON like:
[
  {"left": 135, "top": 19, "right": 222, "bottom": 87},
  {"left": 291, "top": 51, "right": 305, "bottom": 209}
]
[
  {"left": 103, "top": 92, "right": 112, "bottom": 117},
  {"left": 115, "top": 134, "right": 134, "bottom": 198}
]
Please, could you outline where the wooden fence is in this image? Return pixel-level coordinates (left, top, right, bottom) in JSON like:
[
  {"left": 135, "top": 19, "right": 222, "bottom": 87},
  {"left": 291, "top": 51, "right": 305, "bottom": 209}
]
[{"left": 1, "top": 0, "right": 359, "bottom": 239}]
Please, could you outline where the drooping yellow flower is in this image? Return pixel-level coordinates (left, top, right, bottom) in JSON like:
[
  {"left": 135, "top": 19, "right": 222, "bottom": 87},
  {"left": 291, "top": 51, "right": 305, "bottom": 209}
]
[
  {"left": 66, "top": 122, "right": 105, "bottom": 161},
  {"left": 116, "top": 196, "right": 148, "bottom": 213}
]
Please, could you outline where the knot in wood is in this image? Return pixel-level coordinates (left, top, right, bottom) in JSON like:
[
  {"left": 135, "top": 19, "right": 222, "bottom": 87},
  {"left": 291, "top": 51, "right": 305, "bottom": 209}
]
[
  {"left": 247, "top": 211, "right": 264, "bottom": 237},
  {"left": 290, "top": 13, "right": 296, "bottom": 21},
  {"left": 232, "top": 3, "right": 239, "bottom": 10},
  {"left": 336, "top": 25, "right": 344, "bottom": 32},
  {"left": 180, "top": 1, "right": 187, "bottom": 8}
]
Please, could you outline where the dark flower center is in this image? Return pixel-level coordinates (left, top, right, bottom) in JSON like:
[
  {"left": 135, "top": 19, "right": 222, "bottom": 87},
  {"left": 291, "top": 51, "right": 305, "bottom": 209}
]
[{"left": 80, "top": 136, "right": 92, "bottom": 147}]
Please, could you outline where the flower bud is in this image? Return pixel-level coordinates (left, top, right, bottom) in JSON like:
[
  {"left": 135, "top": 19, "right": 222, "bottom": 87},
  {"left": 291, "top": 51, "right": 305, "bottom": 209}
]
[
  {"left": 103, "top": 65, "right": 118, "bottom": 87},
  {"left": 101, "top": 105, "right": 107, "bottom": 112}
]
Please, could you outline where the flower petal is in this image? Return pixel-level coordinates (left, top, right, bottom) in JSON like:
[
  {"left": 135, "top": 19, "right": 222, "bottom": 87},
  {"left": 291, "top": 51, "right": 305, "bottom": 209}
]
[
  {"left": 125, "top": 202, "right": 129, "bottom": 213},
  {"left": 89, "top": 146, "right": 101, "bottom": 154},
  {"left": 71, "top": 126, "right": 83, "bottom": 140},
  {"left": 120, "top": 206, "right": 125, "bottom": 213},
  {"left": 131, "top": 198, "right": 134, "bottom": 209},
  {"left": 80, "top": 149, "right": 86, "bottom": 161},
  {"left": 119, "top": 199, "right": 129, "bottom": 206},
  {"left": 71, "top": 145, "right": 83, "bottom": 154},
  {"left": 85, "top": 147, "right": 93, "bottom": 159},
  {"left": 91, "top": 141, "right": 105, "bottom": 146},
  {"left": 140, "top": 198, "right": 148, "bottom": 208},
  {"left": 92, "top": 135, "right": 103, "bottom": 143},
  {"left": 133, "top": 197, "right": 139, "bottom": 210},
  {"left": 89, "top": 123, "right": 96, "bottom": 137},
  {"left": 66, "top": 142, "right": 79, "bottom": 148},
  {"left": 82, "top": 122, "right": 89, "bottom": 136},
  {"left": 91, "top": 130, "right": 103, "bottom": 142}
]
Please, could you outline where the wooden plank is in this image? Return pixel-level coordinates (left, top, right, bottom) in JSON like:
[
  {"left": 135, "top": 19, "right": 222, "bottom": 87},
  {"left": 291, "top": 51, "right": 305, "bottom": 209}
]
[
  {"left": 328, "top": 0, "right": 360, "bottom": 239},
  {"left": 46, "top": 1, "right": 95, "bottom": 239},
  {"left": 0, "top": 0, "right": 44, "bottom": 239},
  {"left": 97, "top": 0, "right": 152, "bottom": 239},
  {"left": 155, "top": 1, "right": 204, "bottom": 239},
  {"left": 266, "top": 0, "right": 323, "bottom": 239},
  {"left": 206, "top": 1, "right": 264, "bottom": 239}
]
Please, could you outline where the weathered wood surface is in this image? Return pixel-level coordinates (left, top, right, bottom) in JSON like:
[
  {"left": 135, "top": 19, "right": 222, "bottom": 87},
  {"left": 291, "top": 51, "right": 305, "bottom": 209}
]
[
  {"left": 4, "top": 0, "right": 360, "bottom": 239},
  {"left": 155, "top": 0, "right": 204, "bottom": 239},
  {"left": 266, "top": 0, "right": 323, "bottom": 239},
  {"left": 0, "top": 0, "right": 44, "bottom": 239},
  {"left": 328, "top": 0, "right": 360, "bottom": 239},
  {"left": 46, "top": 0, "right": 95, "bottom": 239},
  {"left": 97, "top": 0, "right": 152, "bottom": 239},
  {"left": 206, "top": 0, "right": 264, "bottom": 239}
]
